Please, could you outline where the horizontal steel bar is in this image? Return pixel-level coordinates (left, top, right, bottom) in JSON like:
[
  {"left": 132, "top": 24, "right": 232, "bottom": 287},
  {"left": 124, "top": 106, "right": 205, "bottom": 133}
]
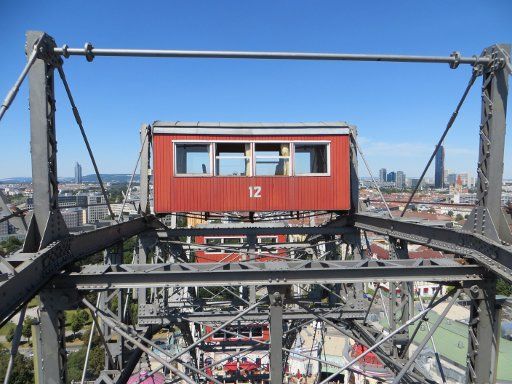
[
  {"left": 156, "top": 222, "right": 354, "bottom": 237},
  {"left": 0, "top": 216, "right": 159, "bottom": 327},
  {"left": 139, "top": 307, "right": 365, "bottom": 324},
  {"left": 354, "top": 212, "right": 512, "bottom": 283},
  {"left": 50, "top": 259, "right": 483, "bottom": 289},
  {"left": 53, "top": 46, "right": 490, "bottom": 65}
]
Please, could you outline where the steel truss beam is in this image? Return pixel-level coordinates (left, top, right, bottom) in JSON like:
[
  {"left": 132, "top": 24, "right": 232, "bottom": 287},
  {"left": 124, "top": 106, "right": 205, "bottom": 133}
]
[
  {"left": 354, "top": 213, "right": 512, "bottom": 282},
  {"left": 51, "top": 259, "right": 483, "bottom": 289},
  {"left": 138, "top": 306, "right": 367, "bottom": 325},
  {"left": 0, "top": 216, "right": 158, "bottom": 327},
  {"left": 464, "top": 44, "right": 511, "bottom": 243}
]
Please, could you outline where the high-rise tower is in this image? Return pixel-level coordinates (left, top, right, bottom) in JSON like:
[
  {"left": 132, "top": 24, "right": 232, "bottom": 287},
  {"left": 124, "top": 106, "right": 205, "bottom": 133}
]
[
  {"left": 74, "top": 162, "right": 82, "bottom": 184},
  {"left": 435, "top": 146, "right": 445, "bottom": 188}
]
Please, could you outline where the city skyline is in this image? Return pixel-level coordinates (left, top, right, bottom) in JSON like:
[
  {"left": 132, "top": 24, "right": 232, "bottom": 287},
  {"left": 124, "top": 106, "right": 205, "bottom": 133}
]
[
  {"left": 372, "top": 144, "right": 479, "bottom": 186},
  {"left": 0, "top": 2, "right": 511, "bottom": 179}
]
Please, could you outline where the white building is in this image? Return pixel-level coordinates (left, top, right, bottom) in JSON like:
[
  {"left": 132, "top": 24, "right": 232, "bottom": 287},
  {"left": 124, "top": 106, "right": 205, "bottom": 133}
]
[
  {"left": 111, "top": 203, "right": 138, "bottom": 218},
  {"left": 86, "top": 194, "right": 109, "bottom": 223}
]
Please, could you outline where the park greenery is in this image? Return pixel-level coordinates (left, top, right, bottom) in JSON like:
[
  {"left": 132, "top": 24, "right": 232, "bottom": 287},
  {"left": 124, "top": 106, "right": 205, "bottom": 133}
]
[
  {"left": 0, "top": 348, "right": 34, "bottom": 384},
  {"left": 66, "top": 330, "right": 104, "bottom": 383},
  {"left": 70, "top": 309, "right": 89, "bottom": 338},
  {"left": 22, "top": 316, "right": 36, "bottom": 343},
  {"left": 497, "top": 278, "right": 512, "bottom": 296},
  {"left": 0, "top": 237, "right": 23, "bottom": 255}
]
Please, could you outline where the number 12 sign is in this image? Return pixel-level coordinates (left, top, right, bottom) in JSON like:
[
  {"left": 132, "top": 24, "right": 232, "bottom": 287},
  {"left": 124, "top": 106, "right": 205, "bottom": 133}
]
[{"left": 249, "top": 186, "right": 262, "bottom": 198}]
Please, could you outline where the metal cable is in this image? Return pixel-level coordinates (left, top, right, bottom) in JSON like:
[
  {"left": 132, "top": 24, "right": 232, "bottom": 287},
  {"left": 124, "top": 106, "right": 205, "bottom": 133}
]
[
  {"left": 118, "top": 131, "right": 148, "bottom": 221},
  {"left": 0, "top": 38, "right": 43, "bottom": 123},
  {"left": 306, "top": 317, "right": 319, "bottom": 377},
  {"left": 3, "top": 305, "right": 27, "bottom": 384},
  {"left": 353, "top": 138, "right": 392, "bottom": 217},
  {"left": 83, "top": 298, "right": 196, "bottom": 384},
  {"left": 401, "top": 70, "right": 479, "bottom": 216},
  {"left": 56, "top": 65, "right": 116, "bottom": 221},
  {"left": 80, "top": 292, "right": 102, "bottom": 384},
  {"left": 418, "top": 293, "right": 447, "bottom": 383},
  {"left": 318, "top": 289, "right": 456, "bottom": 384},
  {"left": 392, "top": 290, "right": 461, "bottom": 384},
  {"left": 400, "top": 285, "right": 441, "bottom": 358}
]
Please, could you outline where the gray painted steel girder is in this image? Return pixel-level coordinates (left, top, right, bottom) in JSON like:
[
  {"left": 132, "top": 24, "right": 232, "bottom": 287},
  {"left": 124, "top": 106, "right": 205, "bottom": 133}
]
[
  {"left": 354, "top": 213, "right": 512, "bottom": 283},
  {"left": 51, "top": 259, "right": 483, "bottom": 289},
  {"left": 0, "top": 216, "right": 157, "bottom": 327},
  {"left": 138, "top": 305, "right": 368, "bottom": 325}
]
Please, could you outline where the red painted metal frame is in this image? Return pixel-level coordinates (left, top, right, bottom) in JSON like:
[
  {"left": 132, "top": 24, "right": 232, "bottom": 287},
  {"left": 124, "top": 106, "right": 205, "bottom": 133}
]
[{"left": 153, "top": 134, "right": 350, "bottom": 213}]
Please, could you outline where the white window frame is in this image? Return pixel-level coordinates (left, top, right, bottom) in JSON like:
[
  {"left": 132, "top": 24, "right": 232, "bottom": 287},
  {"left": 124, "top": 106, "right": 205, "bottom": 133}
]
[
  {"left": 172, "top": 139, "right": 331, "bottom": 178},
  {"left": 173, "top": 142, "right": 213, "bottom": 177},
  {"left": 253, "top": 142, "right": 292, "bottom": 177},
  {"left": 213, "top": 142, "right": 252, "bottom": 177},
  {"left": 292, "top": 142, "right": 331, "bottom": 177}
]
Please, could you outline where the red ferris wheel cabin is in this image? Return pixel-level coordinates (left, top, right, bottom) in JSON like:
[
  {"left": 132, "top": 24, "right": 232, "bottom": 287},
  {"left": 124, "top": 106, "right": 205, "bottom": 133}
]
[
  {"left": 152, "top": 122, "right": 353, "bottom": 213},
  {"left": 194, "top": 234, "right": 288, "bottom": 263}
]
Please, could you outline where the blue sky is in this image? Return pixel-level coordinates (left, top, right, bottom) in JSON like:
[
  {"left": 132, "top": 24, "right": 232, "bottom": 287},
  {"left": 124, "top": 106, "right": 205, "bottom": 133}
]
[{"left": 0, "top": 1, "right": 510, "bottom": 179}]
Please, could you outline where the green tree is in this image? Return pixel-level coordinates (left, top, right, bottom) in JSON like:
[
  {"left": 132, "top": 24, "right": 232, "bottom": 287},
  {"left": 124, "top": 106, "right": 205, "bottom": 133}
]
[
  {"left": 77, "top": 309, "right": 89, "bottom": 324},
  {"left": 129, "top": 303, "right": 138, "bottom": 326},
  {"left": 22, "top": 316, "right": 35, "bottom": 343},
  {"left": 0, "top": 347, "right": 34, "bottom": 384},
  {"left": 6, "top": 326, "right": 15, "bottom": 343},
  {"left": 109, "top": 295, "right": 119, "bottom": 313},
  {"left": 0, "top": 237, "right": 23, "bottom": 255},
  {"left": 70, "top": 311, "right": 86, "bottom": 338},
  {"left": 497, "top": 278, "right": 512, "bottom": 296},
  {"left": 66, "top": 345, "right": 104, "bottom": 383},
  {"left": 455, "top": 213, "right": 464, "bottom": 221},
  {"left": 122, "top": 236, "right": 138, "bottom": 264},
  {"left": 447, "top": 210, "right": 454, "bottom": 217}
]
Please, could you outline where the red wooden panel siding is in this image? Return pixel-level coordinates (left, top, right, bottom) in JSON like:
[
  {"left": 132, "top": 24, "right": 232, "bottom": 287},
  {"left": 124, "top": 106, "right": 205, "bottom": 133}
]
[
  {"left": 153, "top": 134, "right": 350, "bottom": 213},
  {"left": 194, "top": 235, "right": 287, "bottom": 263}
]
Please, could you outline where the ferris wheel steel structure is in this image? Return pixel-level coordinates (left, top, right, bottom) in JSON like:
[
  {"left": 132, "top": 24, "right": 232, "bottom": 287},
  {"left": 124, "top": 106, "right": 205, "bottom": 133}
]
[{"left": 0, "top": 30, "right": 511, "bottom": 384}]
